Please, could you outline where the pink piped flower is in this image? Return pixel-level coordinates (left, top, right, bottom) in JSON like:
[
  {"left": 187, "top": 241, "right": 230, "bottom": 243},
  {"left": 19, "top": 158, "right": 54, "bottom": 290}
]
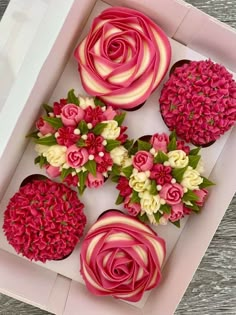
[
  {"left": 61, "top": 104, "right": 84, "bottom": 127},
  {"left": 86, "top": 172, "right": 104, "bottom": 188},
  {"left": 36, "top": 117, "right": 55, "bottom": 135},
  {"left": 124, "top": 196, "right": 141, "bottom": 216},
  {"left": 150, "top": 133, "right": 169, "bottom": 152},
  {"left": 159, "top": 183, "right": 184, "bottom": 205},
  {"left": 132, "top": 150, "right": 153, "bottom": 171}
]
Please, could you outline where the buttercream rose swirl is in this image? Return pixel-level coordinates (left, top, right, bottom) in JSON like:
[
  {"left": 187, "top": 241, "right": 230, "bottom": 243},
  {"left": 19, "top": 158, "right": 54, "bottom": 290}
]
[
  {"left": 74, "top": 7, "right": 171, "bottom": 109},
  {"left": 80, "top": 211, "right": 166, "bottom": 302}
]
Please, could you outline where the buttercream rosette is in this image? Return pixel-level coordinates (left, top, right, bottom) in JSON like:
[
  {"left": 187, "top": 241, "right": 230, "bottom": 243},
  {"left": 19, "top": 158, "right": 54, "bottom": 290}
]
[
  {"left": 112, "top": 132, "right": 214, "bottom": 227},
  {"left": 3, "top": 179, "right": 86, "bottom": 262},
  {"left": 74, "top": 7, "right": 171, "bottom": 109},
  {"left": 160, "top": 59, "right": 236, "bottom": 146},
  {"left": 80, "top": 210, "right": 166, "bottom": 302},
  {"left": 28, "top": 90, "right": 131, "bottom": 194}
]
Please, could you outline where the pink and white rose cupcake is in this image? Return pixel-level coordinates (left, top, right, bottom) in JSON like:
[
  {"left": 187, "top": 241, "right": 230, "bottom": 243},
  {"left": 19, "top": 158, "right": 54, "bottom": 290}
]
[
  {"left": 74, "top": 7, "right": 171, "bottom": 110},
  {"left": 80, "top": 210, "right": 166, "bottom": 302}
]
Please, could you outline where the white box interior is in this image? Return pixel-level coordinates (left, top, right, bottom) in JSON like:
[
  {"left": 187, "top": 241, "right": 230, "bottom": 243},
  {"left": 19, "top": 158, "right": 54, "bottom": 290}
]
[{"left": 1, "top": 0, "right": 236, "bottom": 314}]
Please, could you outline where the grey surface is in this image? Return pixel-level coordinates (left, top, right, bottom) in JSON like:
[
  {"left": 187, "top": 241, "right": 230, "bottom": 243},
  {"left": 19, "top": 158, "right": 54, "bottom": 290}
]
[{"left": 0, "top": 0, "right": 236, "bottom": 314}]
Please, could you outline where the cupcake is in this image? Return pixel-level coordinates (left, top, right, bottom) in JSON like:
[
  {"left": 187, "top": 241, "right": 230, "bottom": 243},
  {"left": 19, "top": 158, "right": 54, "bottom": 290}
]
[
  {"left": 28, "top": 90, "right": 130, "bottom": 194},
  {"left": 80, "top": 210, "right": 166, "bottom": 302},
  {"left": 74, "top": 7, "right": 171, "bottom": 110},
  {"left": 112, "top": 132, "right": 214, "bottom": 227},
  {"left": 160, "top": 59, "right": 236, "bottom": 146},
  {"left": 3, "top": 178, "right": 86, "bottom": 262}
]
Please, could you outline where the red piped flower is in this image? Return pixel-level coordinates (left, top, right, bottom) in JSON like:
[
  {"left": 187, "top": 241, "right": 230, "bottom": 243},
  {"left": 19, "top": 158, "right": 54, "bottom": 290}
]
[
  {"left": 150, "top": 164, "right": 172, "bottom": 185},
  {"left": 95, "top": 152, "right": 113, "bottom": 174},
  {"left": 160, "top": 59, "right": 236, "bottom": 146},
  {"left": 63, "top": 173, "right": 79, "bottom": 187},
  {"left": 117, "top": 126, "right": 128, "bottom": 144},
  {"left": 84, "top": 106, "right": 104, "bottom": 126},
  {"left": 56, "top": 126, "right": 80, "bottom": 147},
  {"left": 85, "top": 133, "right": 105, "bottom": 155},
  {"left": 3, "top": 179, "right": 86, "bottom": 262},
  {"left": 116, "top": 176, "right": 132, "bottom": 197},
  {"left": 53, "top": 98, "right": 68, "bottom": 115}
]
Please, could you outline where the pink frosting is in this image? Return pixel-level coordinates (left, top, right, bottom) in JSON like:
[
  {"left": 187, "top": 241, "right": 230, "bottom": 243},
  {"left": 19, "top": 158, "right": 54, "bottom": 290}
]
[
  {"left": 66, "top": 145, "right": 89, "bottom": 168},
  {"left": 45, "top": 165, "right": 61, "bottom": 178},
  {"left": 124, "top": 196, "right": 141, "bottom": 216},
  {"left": 150, "top": 133, "right": 169, "bottom": 152},
  {"left": 194, "top": 189, "right": 208, "bottom": 206},
  {"left": 74, "top": 7, "right": 171, "bottom": 109},
  {"left": 159, "top": 183, "right": 184, "bottom": 205},
  {"left": 169, "top": 203, "right": 184, "bottom": 222},
  {"left": 36, "top": 117, "right": 55, "bottom": 135},
  {"left": 61, "top": 103, "right": 84, "bottom": 127},
  {"left": 132, "top": 150, "right": 153, "bottom": 171},
  {"left": 86, "top": 172, "right": 104, "bottom": 188},
  {"left": 80, "top": 211, "right": 166, "bottom": 302}
]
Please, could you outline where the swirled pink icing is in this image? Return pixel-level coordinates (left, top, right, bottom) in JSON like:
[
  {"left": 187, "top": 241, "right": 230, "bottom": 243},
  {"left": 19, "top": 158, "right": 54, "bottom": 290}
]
[
  {"left": 80, "top": 210, "right": 166, "bottom": 302},
  {"left": 74, "top": 7, "right": 171, "bottom": 109}
]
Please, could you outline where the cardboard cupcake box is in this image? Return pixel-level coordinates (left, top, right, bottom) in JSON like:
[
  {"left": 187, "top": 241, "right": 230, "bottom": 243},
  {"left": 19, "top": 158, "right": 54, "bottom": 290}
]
[{"left": 0, "top": 0, "right": 236, "bottom": 314}]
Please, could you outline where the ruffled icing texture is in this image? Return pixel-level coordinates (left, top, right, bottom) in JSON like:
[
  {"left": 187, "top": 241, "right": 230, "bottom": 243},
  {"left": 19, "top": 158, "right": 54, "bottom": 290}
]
[
  {"left": 160, "top": 59, "right": 236, "bottom": 146},
  {"left": 74, "top": 7, "right": 171, "bottom": 109},
  {"left": 3, "top": 179, "right": 86, "bottom": 262},
  {"left": 80, "top": 210, "right": 166, "bottom": 302}
]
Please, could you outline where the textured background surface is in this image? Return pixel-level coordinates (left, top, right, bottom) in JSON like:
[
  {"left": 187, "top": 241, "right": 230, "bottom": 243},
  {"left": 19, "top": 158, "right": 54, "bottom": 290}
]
[{"left": 0, "top": 0, "right": 236, "bottom": 314}]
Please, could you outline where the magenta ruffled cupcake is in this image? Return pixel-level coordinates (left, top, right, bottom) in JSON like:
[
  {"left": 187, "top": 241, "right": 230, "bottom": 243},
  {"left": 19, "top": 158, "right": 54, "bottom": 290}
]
[
  {"left": 80, "top": 210, "right": 166, "bottom": 302},
  {"left": 160, "top": 59, "right": 236, "bottom": 146},
  {"left": 3, "top": 179, "right": 86, "bottom": 262},
  {"left": 74, "top": 7, "right": 171, "bottom": 110}
]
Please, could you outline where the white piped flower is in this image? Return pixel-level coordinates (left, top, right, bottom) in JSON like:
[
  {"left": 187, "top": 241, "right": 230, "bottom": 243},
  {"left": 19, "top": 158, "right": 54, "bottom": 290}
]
[
  {"left": 101, "top": 120, "right": 120, "bottom": 140},
  {"left": 75, "top": 167, "right": 82, "bottom": 173},
  {"left": 78, "top": 95, "right": 96, "bottom": 109},
  {"left": 167, "top": 150, "right": 189, "bottom": 168},
  {"left": 159, "top": 216, "right": 168, "bottom": 225},
  {"left": 72, "top": 171, "right": 76, "bottom": 176},
  {"left": 129, "top": 172, "right": 150, "bottom": 193},
  {"left": 181, "top": 167, "right": 203, "bottom": 190},
  {"left": 63, "top": 163, "right": 70, "bottom": 169},
  {"left": 164, "top": 161, "right": 170, "bottom": 166},
  {"left": 44, "top": 145, "right": 67, "bottom": 167},
  {"left": 140, "top": 191, "right": 161, "bottom": 215}
]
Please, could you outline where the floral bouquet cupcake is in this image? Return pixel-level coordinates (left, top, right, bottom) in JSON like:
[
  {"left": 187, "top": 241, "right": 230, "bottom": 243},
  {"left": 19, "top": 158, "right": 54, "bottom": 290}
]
[
  {"left": 28, "top": 90, "right": 130, "bottom": 194},
  {"left": 112, "top": 132, "right": 214, "bottom": 227}
]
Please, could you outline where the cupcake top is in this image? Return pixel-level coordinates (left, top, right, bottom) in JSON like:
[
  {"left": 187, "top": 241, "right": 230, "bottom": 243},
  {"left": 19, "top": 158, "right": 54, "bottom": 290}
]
[
  {"left": 29, "top": 90, "right": 129, "bottom": 194},
  {"left": 80, "top": 210, "right": 166, "bottom": 302},
  {"left": 160, "top": 59, "right": 236, "bottom": 146},
  {"left": 112, "top": 132, "right": 214, "bottom": 227},
  {"left": 74, "top": 7, "right": 171, "bottom": 109},
  {"left": 3, "top": 179, "right": 86, "bottom": 262}
]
